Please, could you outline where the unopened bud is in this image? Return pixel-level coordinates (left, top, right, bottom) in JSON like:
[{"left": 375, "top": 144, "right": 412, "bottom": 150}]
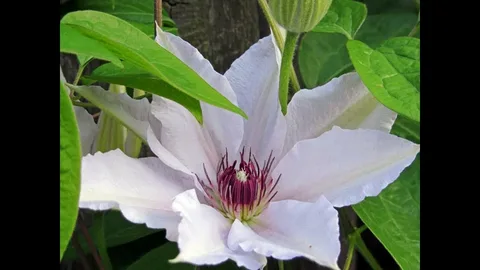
[
  {"left": 269, "top": 0, "right": 332, "bottom": 33},
  {"left": 124, "top": 88, "right": 147, "bottom": 158},
  {"left": 94, "top": 84, "right": 127, "bottom": 153}
]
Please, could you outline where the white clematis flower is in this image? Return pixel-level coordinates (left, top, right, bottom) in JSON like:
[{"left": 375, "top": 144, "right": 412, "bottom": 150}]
[{"left": 78, "top": 29, "right": 420, "bottom": 270}]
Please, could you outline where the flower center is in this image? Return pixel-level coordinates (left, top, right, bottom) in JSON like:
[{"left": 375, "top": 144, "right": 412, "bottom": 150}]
[
  {"left": 236, "top": 170, "right": 248, "bottom": 182},
  {"left": 197, "top": 148, "right": 281, "bottom": 222}
]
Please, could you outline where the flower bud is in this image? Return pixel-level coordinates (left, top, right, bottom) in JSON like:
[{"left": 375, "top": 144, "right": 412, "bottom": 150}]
[
  {"left": 94, "top": 84, "right": 127, "bottom": 154},
  {"left": 124, "top": 88, "right": 146, "bottom": 158},
  {"left": 269, "top": 0, "right": 333, "bottom": 33}
]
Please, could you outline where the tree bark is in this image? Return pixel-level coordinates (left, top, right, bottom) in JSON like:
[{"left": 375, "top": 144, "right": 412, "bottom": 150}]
[{"left": 164, "top": 0, "right": 260, "bottom": 73}]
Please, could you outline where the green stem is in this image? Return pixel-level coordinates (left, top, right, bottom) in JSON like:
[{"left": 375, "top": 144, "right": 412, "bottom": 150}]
[
  {"left": 356, "top": 225, "right": 367, "bottom": 234},
  {"left": 70, "top": 95, "right": 82, "bottom": 101},
  {"left": 73, "top": 64, "right": 87, "bottom": 86},
  {"left": 278, "top": 260, "right": 284, "bottom": 270},
  {"left": 408, "top": 22, "right": 419, "bottom": 37},
  {"left": 258, "top": 0, "right": 284, "bottom": 51},
  {"left": 258, "top": 0, "right": 301, "bottom": 92},
  {"left": 352, "top": 230, "right": 382, "bottom": 270},
  {"left": 408, "top": 13, "right": 420, "bottom": 37},
  {"left": 340, "top": 209, "right": 381, "bottom": 270},
  {"left": 72, "top": 101, "right": 97, "bottom": 108},
  {"left": 339, "top": 208, "right": 355, "bottom": 237},
  {"left": 343, "top": 236, "right": 356, "bottom": 270},
  {"left": 279, "top": 31, "right": 300, "bottom": 115},
  {"left": 355, "top": 237, "right": 382, "bottom": 270}
]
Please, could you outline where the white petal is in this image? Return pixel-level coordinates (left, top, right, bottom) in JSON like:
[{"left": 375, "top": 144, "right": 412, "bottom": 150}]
[
  {"left": 155, "top": 28, "right": 244, "bottom": 161},
  {"left": 282, "top": 72, "right": 397, "bottom": 156},
  {"left": 146, "top": 121, "right": 194, "bottom": 177},
  {"left": 73, "top": 106, "right": 98, "bottom": 156},
  {"left": 67, "top": 85, "right": 151, "bottom": 142},
  {"left": 171, "top": 189, "right": 267, "bottom": 270},
  {"left": 79, "top": 149, "right": 191, "bottom": 241},
  {"left": 224, "top": 35, "right": 286, "bottom": 162},
  {"left": 149, "top": 95, "right": 219, "bottom": 178},
  {"left": 273, "top": 126, "right": 420, "bottom": 207},
  {"left": 228, "top": 197, "right": 340, "bottom": 270}
]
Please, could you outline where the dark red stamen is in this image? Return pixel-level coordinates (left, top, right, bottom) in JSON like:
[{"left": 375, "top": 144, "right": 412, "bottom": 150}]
[{"left": 196, "top": 147, "right": 280, "bottom": 221}]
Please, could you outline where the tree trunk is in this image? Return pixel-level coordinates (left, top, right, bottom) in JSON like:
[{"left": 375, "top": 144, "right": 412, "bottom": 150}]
[{"left": 164, "top": 0, "right": 260, "bottom": 73}]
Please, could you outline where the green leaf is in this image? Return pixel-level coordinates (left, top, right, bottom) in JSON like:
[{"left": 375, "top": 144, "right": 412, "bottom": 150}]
[
  {"left": 299, "top": 33, "right": 352, "bottom": 88},
  {"left": 390, "top": 115, "right": 420, "bottom": 144},
  {"left": 103, "top": 211, "right": 160, "bottom": 247},
  {"left": 77, "top": 0, "right": 153, "bottom": 24},
  {"left": 62, "top": 210, "right": 160, "bottom": 260},
  {"left": 363, "top": 0, "right": 417, "bottom": 14},
  {"left": 77, "top": 55, "right": 93, "bottom": 68},
  {"left": 60, "top": 81, "right": 82, "bottom": 260},
  {"left": 75, "top": 0, "right": 178, "bottom": 38},
  {"left": 162, "top": 9, "right": 177, "bottom": 28},
  {"left": 126, "top": 242, "right": 193, "bottom": 270},
  {"left": 86, "top": 62, "right": 203, "bottom": 123},
  {"left": 355, "top": 14, "right": 418, "bottom": 48},
  {"left": 353, "top": 155, "right": 420, "bottom": 270},
  {"left": 60, "top": 24, "right": 123, "bottom": 68},
  {"left": 66, "top": 84, "right": 150, "bottom": 142},
  {"left": 61, "top": 11, "right": 247, "bottom": 121},
  {"left": 160, "top": 9, "right": 179, "bottom": 36},
  {"left": 299, "top": 13, "right": 417, "bottom": 88},
  {"left": 347, "top": 37, "right": 420, "bottom": 122},
  {"left": 312, "top": 0, "right": 367, "bottom": 39}
]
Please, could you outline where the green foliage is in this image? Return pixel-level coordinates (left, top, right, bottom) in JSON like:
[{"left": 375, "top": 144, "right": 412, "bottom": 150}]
[
  {"left": 299, "top": 13, "right": 417, "bottom": 88},
  {"left": 363, "top": 0, "right": 417, "bottom": 14},
  {"left": 61, "top": 10, "right": 246, "bottom": 122},
  {"left": 62, "top": 211, "right": 160, "bottom": 261},
  {"left": 347, "top": 37, "right": 420, "bottom": 122},
  {"left": 75, "top": 0, "right": 178, "bottom": 37},
  {"left": 60, "top": 24, "right": 123, "bottom": 68},
  {"left": 86, "top": 63, "right": 203, "bottom": 123},
  {"left": 126, "top": 243, "right": 193, "bottom": 270},
  {"left": 312, "top": 0, "right": 367, "bottom": 39},
  {"left": 60, "top": 82, "right": 82, "bottom": 260}
]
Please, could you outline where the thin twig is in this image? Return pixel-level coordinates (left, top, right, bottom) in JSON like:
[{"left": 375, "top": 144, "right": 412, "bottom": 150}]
[
  {"left": 71, "top": 231, "right": 92, "bottom": 270},
  {"left": 155, "top": 0, "right": 163, "bottom": 28},
  {"left": 72, "top": 101, "right": 98, "bottom": 108},
  {"left": 78, "top": 216, "right": 105, "bottom": 270}
]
